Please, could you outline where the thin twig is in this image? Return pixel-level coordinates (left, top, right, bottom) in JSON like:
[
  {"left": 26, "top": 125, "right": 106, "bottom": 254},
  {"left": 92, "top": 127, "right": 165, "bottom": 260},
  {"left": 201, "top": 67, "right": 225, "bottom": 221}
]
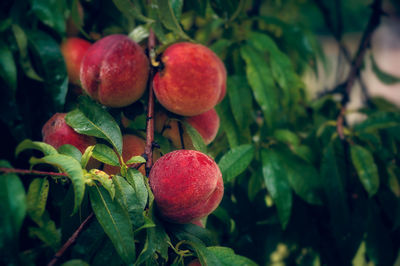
[
  {"left": 336, "top": 0, "right": 382, "bottom": 138},
  {"left": 0, "top": 167, "right": 68, "bottom": 177},
  {"left": 47, "top": 212, "right": 94, "bottom": 266},
  {"left": 145, "top": 29, "right": 156, "bottom": 176}
]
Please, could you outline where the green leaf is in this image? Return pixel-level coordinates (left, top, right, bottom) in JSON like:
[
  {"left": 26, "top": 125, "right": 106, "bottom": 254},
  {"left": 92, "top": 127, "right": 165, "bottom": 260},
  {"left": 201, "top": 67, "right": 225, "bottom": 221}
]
[
  {"left": 112, "top": 0, "right": 154, "bottom": 23},
  {"left": 128, "top": 25, "right": 149, "bottom": 43},
  {"left": 66, "top": 97, "right": 123, "bottom": 155},
  {"left": 208, "top": 246, "right": 258, "bottom": 266},
  {"left": 274, "top": 129, "right": 300, "bottom": 146},
  {"left": 81, "top": 145, "right": 95, "bottom": 169},
  {"left": 30, "top": 154, "right": 84, "bottom": 214},
  {"left": 135, "top": 208, "right": 169, "bottom": 264},
  {"left": 92, "top": 144, "right": 120, "bottom": 166},
  {"left": 113, "top": 174, "right": 146, "bottom": 228},
  {"left": 370, "top": 54, "right": 400, "bottom": 85},
  {"left": 126, "top": 169, "right": 148, "bottom": 209},
  {"left": 218, "top": 144, "right": 254, "bottom": 182},
  {"left": 27, "top": 30, "right": 68, "bottom": 111},
  {"left": 216, "top": 97, "right": 239, "bottom": 148},
  {"left": 87, "top": 169, "right": 115, "bottom": 199},
  {"left": 182, "top": 120, "right": 207, "bottom": 153},
  {"left": 126, "top": 155, "right": 146, "bottom": 165},
  {"left": 11, "top": 24, "right": 42, "bottom": 81},
  {"left": 31, "top": 0, "right": 66, "bottom": 35},
  {"left": 89, "top": 185, "right": 136, "bottom": 264},
  {"left": 321, "top": 143, "right": 350, "bottom": 239},
  {"left": 227, "top": 76, "right": 253, "bottom": 129},
  {"left": 261, "top": 149, "right": 292, "bottom": 229},
  {"left": 156, "top": 0, "right": 191, "bottom": 40},
  {"left": 58, "top": 144, "right": 82, "bottom": 163},
  {"left": 0, "top": 39, "right": 17, "bottom": 92},
  {"left": 15, "top": 139, "right": 58, "bottom": 157},
  {"left": 241, "top": 44, "right": 278, "bottom": 128},
  {"left": 61, "top": 259, "right": 89, "bottom": 266},
  {"left": 26, "top": 178, "right": 49, "bottom": 224},
  {"left": 354, "top": 111, "right": 400, "bottom": 132},
  {"left": 350, "top": 145, "right": 380, "bottom": 197},
  {"left": 0, "top": 161, "right": 26, "bottom": 254},
  {"left": 184, "top": 241, "right": 222, "bottom": 266},
  {"left": 272, "top": 148, "right": 323, "bottom": 205},
  {"left": 28, "top": 211, "right": 61, "bottom": 250},
  {"left": 170, "top": 0, "right": 183, "bottom": 21}
]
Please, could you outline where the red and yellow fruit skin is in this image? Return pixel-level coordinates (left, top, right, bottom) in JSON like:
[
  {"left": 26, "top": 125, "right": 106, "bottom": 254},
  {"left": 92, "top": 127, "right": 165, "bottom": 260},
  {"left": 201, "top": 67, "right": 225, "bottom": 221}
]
[
  {"left": 155, "top": 108, "right": 220, "bottom": 147},
  {"left": 60, "top": 38, "right": 91, "bottom": 86},
  {"left": 186, "top": 108, "right": 220, "bottom": 145},
  {"left": 103, "top": 134, "right": 146, "bottom": 175},
  {"left": 42, "top": 113, "right": 96, "bottom": 153},
  {"left": 80, "top": 34, "right": 149, "bottom": 107},
  {"left": 153, "top": 42, "right": 225, "bottom": 116},
  {"left": 216, "top": 55, "right": 227, "bottom": 103},
  {"left": 149, "top": 150, "right": 224, "bottom": 224}
]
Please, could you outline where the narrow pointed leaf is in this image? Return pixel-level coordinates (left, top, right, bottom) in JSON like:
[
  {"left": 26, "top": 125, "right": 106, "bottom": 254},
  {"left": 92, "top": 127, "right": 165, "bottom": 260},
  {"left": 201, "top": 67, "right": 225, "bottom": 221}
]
[
  {"left": 112, "top": 0, "right": 154, "bottom": 23},
  {"left": 208, "top": 246, "right": 258, "bottom": 266},
  {"left": 183, "top": 120, "right": 207, "bottom": 153},
  {"left": 15, "top": 139, "right": 58, "bottom": 157},
  {"left": 26, "top": 178, "right": 49, "bottom": 224},
  {"left": 241, "top": 44, "right": 278, "bottom": 128},
  {"left": 218, "top": 144, "right": 254, "bottom": 182},
  {"left": 156, "top": 0, "right": 191, "bottom": 40},
  {"left": 126, "top": 155, "right": 146, "bottom": 165},
  {"left": 87, "top": 169, "right": 115, "bottom": 199},
  {"left": 92, "top": 144, "right": 120, "bottom": 166},
  {"left": 261, "top": 149, "right": 292, "bottom": 229},
  {"left": 89, "top": 185, "right": 136, "bottom": 264},
  {"left": 30, "top": 154, "right": 84, "bottom": 214},
  {"left": 0, "top": 39, "right": 17, "bottom": 92},
  {"left": 350, "top": 145, "right": 380, "bottom": 197},
  {"left": 0, "top": 161, "right": 26, "bottom": 253},
  {"left": 66, "top": 97, "right": 123, "bottom": 155},
  {"left": 371, "top": 54, "right": 400, "bottom": 85},
  {"left": 58, "top": 144, "right": 82, "bottom": 163}
]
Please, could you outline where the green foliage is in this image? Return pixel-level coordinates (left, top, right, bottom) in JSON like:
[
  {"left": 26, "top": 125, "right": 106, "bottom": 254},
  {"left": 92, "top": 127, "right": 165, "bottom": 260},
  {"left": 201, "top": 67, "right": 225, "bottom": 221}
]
[{"left": 1, "top": 0, "right": 400, "bottom": 265}]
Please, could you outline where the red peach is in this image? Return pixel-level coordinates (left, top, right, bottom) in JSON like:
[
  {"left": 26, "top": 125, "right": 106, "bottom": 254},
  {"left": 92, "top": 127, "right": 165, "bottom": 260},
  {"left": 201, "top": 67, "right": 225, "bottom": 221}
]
[
  {"left": 60, "top": 38, "right": 91, "bottom": 86},
  {"left": 153, "top": 42, "right": 225, "bottom": 116},
  {"left": 216, "top": 56, "right": 227, "bottom": 103},
  {"left": 103, "top": 134, "right": 146, "bottom": 175},
  {"left": 42, "top": 113, "right": 96, "bottom": 153},
  {"left": 149, "top": 150, "right": 224, "bottom": 223},
  {"left": 80, "top": 34, "right": 149, "bottom": 107},
  {"left": 186, "top": 108, "right": 220, "bottom": 145}
]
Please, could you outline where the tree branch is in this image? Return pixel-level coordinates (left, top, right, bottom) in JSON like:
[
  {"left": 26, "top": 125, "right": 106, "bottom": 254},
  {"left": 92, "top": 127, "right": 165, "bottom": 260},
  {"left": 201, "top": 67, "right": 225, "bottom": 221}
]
[
  {"left": 47, "top": 212, "right": 94, "bottom": 266},
  {"left": 336, "top": 0, "right": 382, "bottom": 138},
  {"left": 145, "top": 29, "right": 156, "bottom": 176},
  {"left": 0, "top": 167, "right": 68, "bottom": 177}
]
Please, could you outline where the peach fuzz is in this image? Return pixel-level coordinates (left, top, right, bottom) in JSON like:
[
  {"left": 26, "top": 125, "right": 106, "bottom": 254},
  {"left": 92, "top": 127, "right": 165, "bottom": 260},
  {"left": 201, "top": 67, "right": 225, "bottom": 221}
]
[
  {"left": 153, "top": 42, "right": 225, "bottom": 116},
  {"left": 103, "top": 134, "right": 146, "bottom": 175},
  {"left": 149, "top": 150, "right": 224, "bottom": 224},
  {"left": 186, "top": 108, "right": 220, "bottom": 145},
  {"left": 80, "top": 34, "right": 149, "bottom": 107},
  {"left": 60, "top": 38, "right": 91, "bottom": 86},
  {"left": 42, "top": 113, "right": 96, "bottom": 153}
]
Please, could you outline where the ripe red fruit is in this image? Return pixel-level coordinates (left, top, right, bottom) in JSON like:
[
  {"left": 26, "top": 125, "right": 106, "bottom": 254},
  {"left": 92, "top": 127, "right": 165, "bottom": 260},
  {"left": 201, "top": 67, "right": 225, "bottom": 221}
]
[
  {"left": 186, "top": 108, "right": 220, "bottom": 145},
  {"left": 42, "top": 113, "right": 96, "bottom": 153},
  {"left": 60, "top": 37, "right": 91, "bottom": 86},
  {"left": 153, "top": 42, "right": 226, "bottom": 116},
  {"left": 80, "top": 34, "right": 149, "bottom": 107},
  {"left": 149, "top": 150, "right": 224, "bottom": 223},
  {"left": 103, "top": 134, "right": 146, "bottom": 175}
]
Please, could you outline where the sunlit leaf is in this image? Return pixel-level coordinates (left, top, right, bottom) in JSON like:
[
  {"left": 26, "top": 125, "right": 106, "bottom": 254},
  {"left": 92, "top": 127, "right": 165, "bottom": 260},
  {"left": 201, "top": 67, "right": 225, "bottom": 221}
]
[
  {"left": 15, "top": 139, "right": 58, "bottom": 157},
  {"left": 66, "top": 97, "right": 123, "bottom": 155},
  {"left": 26, "top": 178, "right": 49, "bottom": 224},
  {"left": 30, "top": 154, "right": 84, "bottom": 214},
  {"left": 58, "top": 144, "right": 82, "bottom": 163},
  {"left": 92, "top": 144, "right": 120, "bottom": 166},
  {"left": 155, "top": 0, "right": 191, "bottom": 40}
]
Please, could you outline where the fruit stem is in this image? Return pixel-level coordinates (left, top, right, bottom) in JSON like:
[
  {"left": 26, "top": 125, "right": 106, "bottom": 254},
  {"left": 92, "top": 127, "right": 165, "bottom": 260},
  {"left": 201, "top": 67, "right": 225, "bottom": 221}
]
[{"left": 145, "top": 28, "right": 157, "bottom": 176}]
